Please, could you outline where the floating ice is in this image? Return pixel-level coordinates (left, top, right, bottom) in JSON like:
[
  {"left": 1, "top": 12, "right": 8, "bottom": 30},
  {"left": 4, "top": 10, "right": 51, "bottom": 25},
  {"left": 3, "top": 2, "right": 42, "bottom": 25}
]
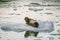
[
  {"left": 24, "top": 3, "right": 40, "bottom": 7},
  {"left": 29, "top": 8, "right": 43, "bottom": 12},
  {"left": 0, "top": 21, "right": 54, "bottom": 32}
]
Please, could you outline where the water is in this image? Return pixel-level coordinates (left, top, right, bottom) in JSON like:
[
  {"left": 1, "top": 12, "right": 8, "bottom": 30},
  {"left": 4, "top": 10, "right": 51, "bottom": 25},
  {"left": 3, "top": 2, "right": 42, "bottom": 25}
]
[{"left": 0, "top": 0, "right": 60, "bottom": 40}]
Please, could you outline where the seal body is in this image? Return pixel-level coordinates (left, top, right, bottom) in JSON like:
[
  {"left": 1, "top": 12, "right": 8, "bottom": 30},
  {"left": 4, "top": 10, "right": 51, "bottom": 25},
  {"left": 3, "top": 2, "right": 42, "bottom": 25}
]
[{"left": 24, "top": 17, "right": 39, "bottom": 37}]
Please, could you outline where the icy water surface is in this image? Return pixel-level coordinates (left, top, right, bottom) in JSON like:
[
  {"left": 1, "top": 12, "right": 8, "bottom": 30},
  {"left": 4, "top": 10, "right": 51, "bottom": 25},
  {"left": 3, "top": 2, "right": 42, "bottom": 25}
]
[{"left": 0, "top": 0, "right": 60, "bottom": 40}]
